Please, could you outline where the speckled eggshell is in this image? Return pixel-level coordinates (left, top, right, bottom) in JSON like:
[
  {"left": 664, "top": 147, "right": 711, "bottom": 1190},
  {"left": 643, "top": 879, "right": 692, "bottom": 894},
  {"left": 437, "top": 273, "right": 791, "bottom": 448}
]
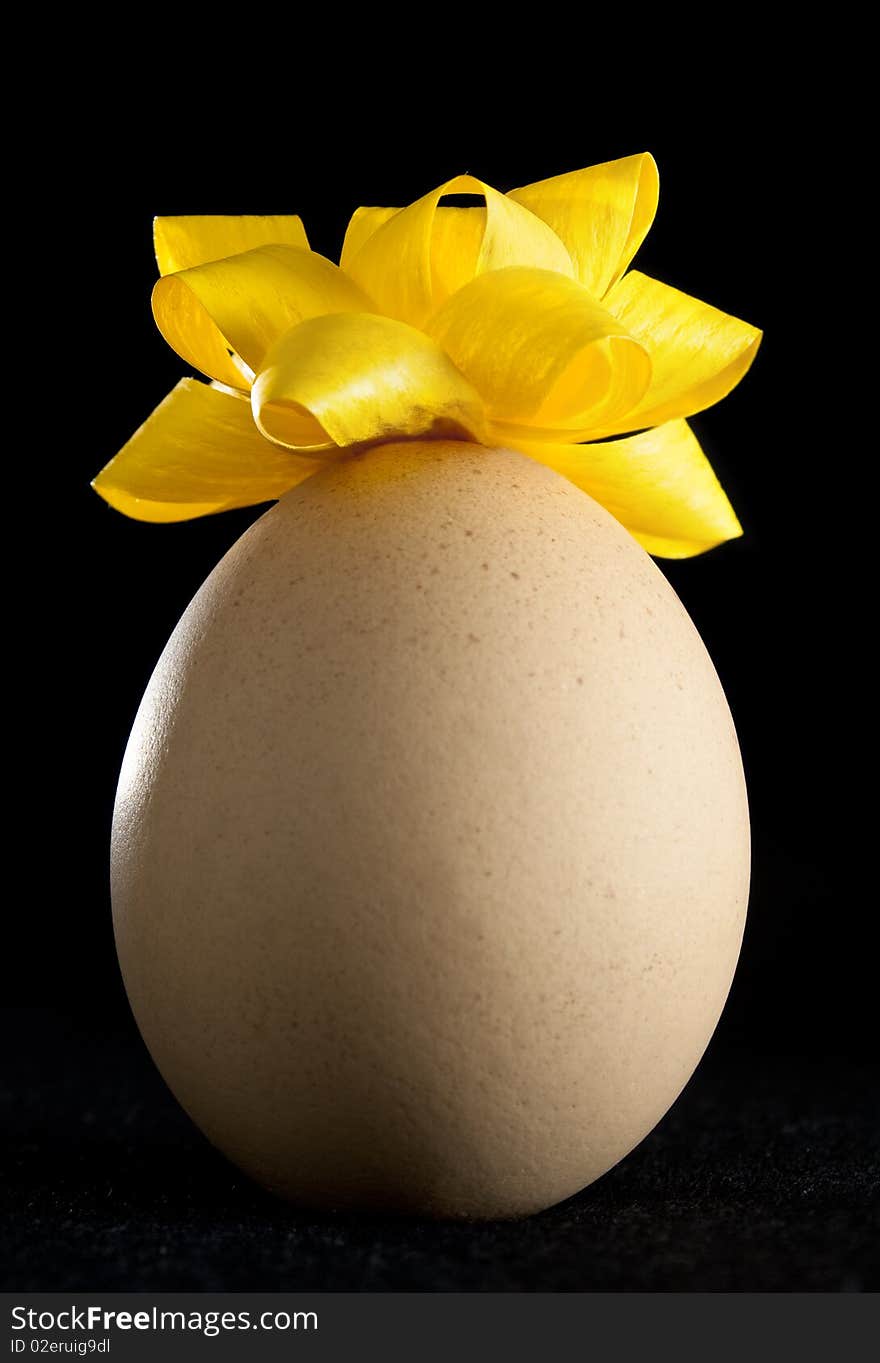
[{"left": 112, "top": 440, "right": 749, "bottom": 1219}]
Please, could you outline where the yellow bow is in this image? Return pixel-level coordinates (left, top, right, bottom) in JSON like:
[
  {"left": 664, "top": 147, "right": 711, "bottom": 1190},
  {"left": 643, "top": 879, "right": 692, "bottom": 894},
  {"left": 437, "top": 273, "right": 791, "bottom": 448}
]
[{"left": 92, "top": 155, "right": 761, "bottom": 558}]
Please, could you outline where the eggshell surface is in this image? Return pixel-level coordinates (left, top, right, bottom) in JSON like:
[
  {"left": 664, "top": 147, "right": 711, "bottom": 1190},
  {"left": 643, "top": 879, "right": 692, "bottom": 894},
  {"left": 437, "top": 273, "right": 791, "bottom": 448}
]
[{"left": 112, "top": 441, "right": 749, "bottom": 1219}]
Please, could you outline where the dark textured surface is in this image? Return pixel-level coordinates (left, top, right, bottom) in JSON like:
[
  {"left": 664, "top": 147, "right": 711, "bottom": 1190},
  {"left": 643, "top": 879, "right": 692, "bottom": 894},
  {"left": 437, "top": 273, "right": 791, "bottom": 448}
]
[{"left": 2, "top": 1007, "right": 877, "bottom": 1292}]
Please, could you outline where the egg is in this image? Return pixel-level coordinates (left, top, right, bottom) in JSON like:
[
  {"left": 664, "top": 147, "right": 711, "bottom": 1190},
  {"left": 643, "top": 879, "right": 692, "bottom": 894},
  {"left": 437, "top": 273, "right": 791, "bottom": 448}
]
[{"left": 111, "top": 440, "right": 749, "bottom": 1219}]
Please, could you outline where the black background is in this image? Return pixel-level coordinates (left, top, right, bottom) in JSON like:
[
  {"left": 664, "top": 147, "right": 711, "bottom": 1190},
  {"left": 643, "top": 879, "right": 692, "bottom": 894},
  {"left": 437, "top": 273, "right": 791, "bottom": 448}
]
[{"left": 4, "top": 70, "right": 875, "bottom": 1290}]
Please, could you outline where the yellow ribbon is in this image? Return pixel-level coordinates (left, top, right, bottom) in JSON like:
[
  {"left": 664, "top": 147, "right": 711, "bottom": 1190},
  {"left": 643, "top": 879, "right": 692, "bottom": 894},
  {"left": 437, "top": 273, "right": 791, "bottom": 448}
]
[{"left": 93, "top": 157, "right": 761, "bottom": 557}]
